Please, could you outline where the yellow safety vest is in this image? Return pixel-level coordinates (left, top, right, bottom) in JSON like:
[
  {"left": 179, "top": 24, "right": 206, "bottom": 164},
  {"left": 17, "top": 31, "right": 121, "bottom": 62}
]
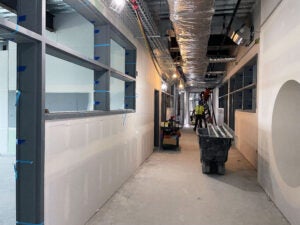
[{"left": 195, "top": 105, "right": 204, "bottom": 115}]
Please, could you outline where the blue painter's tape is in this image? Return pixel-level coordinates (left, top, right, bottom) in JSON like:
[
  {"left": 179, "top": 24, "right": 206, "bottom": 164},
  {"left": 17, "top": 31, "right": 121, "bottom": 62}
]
[
  {"left": 14, "top": 160, "right": 33, "bottom": 181},
  {"left": 90, "top": 20, "right": 96, "bottom": 24},
  {"left": 125, "top": 84, "right": 130, "bottom": 88},
  {"left": 16, "top": 139, "right": 26, "bottom": 145},
  {"left": 94, "top": 56, "right": 100, "bottom": 60},
  {"left": 94, "top": 81, "right": 100, "bottom": 85},
  {"left": 94, "top": 43, "right": 110, "bottom": 47},
  {"left": 15, "top": 90, "right": 21, "bottom": 106},
  {"left": 14, "top": 164, "right": 18, "bottom": 180},
  {"left": 94, "top": 101, "right": 101, "bottom": 105},
  {"left": 16, "top": 221, "right": 44, "bottom": 225},
  {"left": 94, "top": 29, "right": 100, "bottom": 34},
  {"left": 17, "top": 15, "right": 27, "bottom": 23},
  {"left": 125, "top": 72, "right": 129, "bottom": 75},
  {"left": 125, "top": 52, "right": 130, "bottom": 56},
  {"left": 95, "top": 90, "right": 110, "bottom": 93},
  {"left": 16, "top": 160, "right": 33, "bottom": 165},
  {"left": 17, "top": 66, "right": 27, "bottom": 72}
]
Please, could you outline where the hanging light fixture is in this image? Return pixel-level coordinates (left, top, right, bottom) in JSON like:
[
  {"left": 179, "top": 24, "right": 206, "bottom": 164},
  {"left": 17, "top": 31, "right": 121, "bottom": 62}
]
[
  {"left": 110, "top": 0, "right": 126, "bottom": 13},
  {"left": 178, "top": 82, "right": 184, "bottom": 89},
  {"left": 161, "top": 82, "right": 168, "bottom": 91}
]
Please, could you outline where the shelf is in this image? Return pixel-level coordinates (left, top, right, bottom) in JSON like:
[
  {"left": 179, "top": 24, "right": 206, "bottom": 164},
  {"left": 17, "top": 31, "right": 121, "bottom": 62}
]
[
  {"left": 46, "top": 39, "right": 110, "bottom": 73},
  {"left": 110, "top": 68, "right": 136, "bottom": 82},
  {"left": 0, "top": 17, "right": 42, "bottom": 43},
  {"left": 45, "top": 109, "right": 135, "bottom": 120}
]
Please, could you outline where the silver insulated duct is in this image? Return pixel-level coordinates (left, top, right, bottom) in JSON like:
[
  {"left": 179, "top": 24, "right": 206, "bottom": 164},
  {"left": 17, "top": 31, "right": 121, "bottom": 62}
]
[{"left": 168, "top": 0, "right": 214, "bottom": 83}]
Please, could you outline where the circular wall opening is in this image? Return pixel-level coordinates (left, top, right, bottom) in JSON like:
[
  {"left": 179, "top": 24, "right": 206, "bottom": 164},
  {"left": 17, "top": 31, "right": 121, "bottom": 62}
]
[{"left": 272, "top": 80, "right": 300, "bottom": 187}]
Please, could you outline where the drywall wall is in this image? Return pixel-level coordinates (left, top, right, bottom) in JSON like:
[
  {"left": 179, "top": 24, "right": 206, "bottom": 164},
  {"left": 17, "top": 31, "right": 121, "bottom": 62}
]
[
  {"left": 44, "top": 3, "right": 161, "bottom": 225},
  {"left": 235, "top": 110, "right": 258, "bottom": 168},
  {"left": 258, "top": 0, "right": 300, "bottom": 224},
  {"left": 261, "top": 0, "right": 282, "bottom": 25}
]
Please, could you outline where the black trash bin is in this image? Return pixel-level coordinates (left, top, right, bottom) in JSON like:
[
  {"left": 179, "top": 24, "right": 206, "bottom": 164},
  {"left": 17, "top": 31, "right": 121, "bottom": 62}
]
[{"left": 198, "top": 125, "right": 233, "bottom": 175}]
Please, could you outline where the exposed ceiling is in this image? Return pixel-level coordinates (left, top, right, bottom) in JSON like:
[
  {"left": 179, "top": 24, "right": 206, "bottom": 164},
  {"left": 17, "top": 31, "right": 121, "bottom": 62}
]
[
  {"left": 144, "top": 0, "right": 257, "bottom": 89},
  {"left": 0, "top": 0, "right": 257, "bottom": 90}
]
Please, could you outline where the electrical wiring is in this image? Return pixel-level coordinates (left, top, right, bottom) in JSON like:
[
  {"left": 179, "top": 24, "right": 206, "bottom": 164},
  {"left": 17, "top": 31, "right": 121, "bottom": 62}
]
[{"left": 126, "top": 0, "right": 168, "bottom": 82}]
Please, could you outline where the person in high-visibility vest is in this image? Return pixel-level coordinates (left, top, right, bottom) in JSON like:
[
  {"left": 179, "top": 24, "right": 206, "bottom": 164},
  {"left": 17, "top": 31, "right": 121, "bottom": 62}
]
[{"left": 193, "top": 101, "right": 207, "bottom": 131}]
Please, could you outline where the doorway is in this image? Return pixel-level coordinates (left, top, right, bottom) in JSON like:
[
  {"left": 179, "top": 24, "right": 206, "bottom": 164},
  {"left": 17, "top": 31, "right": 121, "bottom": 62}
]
[{"left": 154, "top": 90, "right": 160, "bottom": 147}]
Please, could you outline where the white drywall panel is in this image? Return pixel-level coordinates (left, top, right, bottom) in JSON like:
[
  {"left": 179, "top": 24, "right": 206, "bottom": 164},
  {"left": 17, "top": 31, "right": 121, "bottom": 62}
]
[
  {"left": 261, "top": 0, "right": 282, "bottom": 25},
  {"left": 259, "top": 0, "right": 300, "bottom": 224},
  {"left": 0, "top": 51, "right": 8, "bottom": 155},
  {"left": 45, "top": 114, "right": 154, "bottom": 225},
  {"left": 235, "top": 111, "right": 258, "bottom": 168}
]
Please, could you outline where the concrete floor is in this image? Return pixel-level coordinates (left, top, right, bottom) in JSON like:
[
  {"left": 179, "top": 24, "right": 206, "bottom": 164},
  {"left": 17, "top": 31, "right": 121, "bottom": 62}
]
[
  {"left": 87, "top": 128, "right": 290, "bottom": 225},
  {"left": 0, "top": 155, "right": 16, "bottom": 225}
]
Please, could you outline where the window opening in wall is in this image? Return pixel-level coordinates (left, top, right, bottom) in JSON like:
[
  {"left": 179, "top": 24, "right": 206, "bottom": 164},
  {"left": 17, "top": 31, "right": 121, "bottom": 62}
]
[
  {"left": 0, "top": 40, "right": 17, "bottom": 225},
  {"left": 45, "top": 2, "right": 94, "bottom": 58},
  {"left": 218, "top": 57, "right": 257, "bottom": 130},
  {"left": 110, "top": 76, "right": 125, "bottom": 110},
  {"left": 43, "top": 1, "right": 137, "bottom": 117},
  {"left": 45, "top": 55, "right": 95, "bottom": 112}
]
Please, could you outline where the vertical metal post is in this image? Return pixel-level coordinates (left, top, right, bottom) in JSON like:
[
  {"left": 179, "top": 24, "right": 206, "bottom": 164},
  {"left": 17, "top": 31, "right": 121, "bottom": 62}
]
[
  {"left": 125, "top": 50, "right": 136, "bottom": 77},
  {"left": 94, "top": 71, "right": 110, "bottom": 111},
  {"left": 16, "top": 0, "right": 45, "bottom": 224},
  {"left": 94, "top": 25, "right": 111, "bottom": 66},
  {"left": 17, "top": 0, "right": 43, "bottom": 34},
  {"left": 125, "top": 81, "right": 136, "bottom": 109},
  {"left": 16, "top": 42, "right": 45, "bottom": 224},
  {"left": 94, "top": 24, "right": 111, "bottom": 111}
]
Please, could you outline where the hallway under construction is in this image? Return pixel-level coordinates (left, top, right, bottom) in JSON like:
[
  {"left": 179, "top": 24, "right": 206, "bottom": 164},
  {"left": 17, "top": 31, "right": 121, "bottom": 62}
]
[
  {"left": 87, "top": 129, "right": 289, "bottom": 225},
  {"left": 0, "top": 0, "right": 300, "bottom": 225}
]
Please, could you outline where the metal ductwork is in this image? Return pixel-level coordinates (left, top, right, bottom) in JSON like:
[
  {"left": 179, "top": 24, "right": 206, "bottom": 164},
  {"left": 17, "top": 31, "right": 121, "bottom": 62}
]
[
  {"left": 167, "top": 0, "right": 214, "bottom": 82},
  {"left": 209, "top": 57, "right": 236, "bottom": 63}
]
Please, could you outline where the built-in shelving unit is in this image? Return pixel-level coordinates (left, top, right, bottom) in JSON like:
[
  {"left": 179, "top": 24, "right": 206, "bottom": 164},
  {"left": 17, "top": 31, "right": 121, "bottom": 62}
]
[{"left": 219, "top": 57, "right": 257, "bottom": 129}]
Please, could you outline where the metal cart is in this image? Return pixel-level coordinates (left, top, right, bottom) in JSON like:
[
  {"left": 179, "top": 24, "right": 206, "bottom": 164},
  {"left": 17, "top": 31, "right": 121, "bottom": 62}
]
[
  {"left": 160, "top": 121, "right": 181, "bottom": 150},
  {"left": 197, "top": 124, "right": 234, "bottom": 175}
]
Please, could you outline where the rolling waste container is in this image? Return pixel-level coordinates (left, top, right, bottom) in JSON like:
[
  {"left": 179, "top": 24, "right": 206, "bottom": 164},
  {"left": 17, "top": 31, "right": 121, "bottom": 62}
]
[{"left": 198, "top": 124, "right": 234, "bottom": 175}]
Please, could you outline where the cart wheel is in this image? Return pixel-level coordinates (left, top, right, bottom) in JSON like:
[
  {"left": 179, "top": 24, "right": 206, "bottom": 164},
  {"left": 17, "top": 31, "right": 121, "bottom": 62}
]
[
  {"left": 217, "top": 163, "right": 225, "bottom": 175},
  {"left": 202, "top": 161, "right": 210, "bottom": 174}
]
